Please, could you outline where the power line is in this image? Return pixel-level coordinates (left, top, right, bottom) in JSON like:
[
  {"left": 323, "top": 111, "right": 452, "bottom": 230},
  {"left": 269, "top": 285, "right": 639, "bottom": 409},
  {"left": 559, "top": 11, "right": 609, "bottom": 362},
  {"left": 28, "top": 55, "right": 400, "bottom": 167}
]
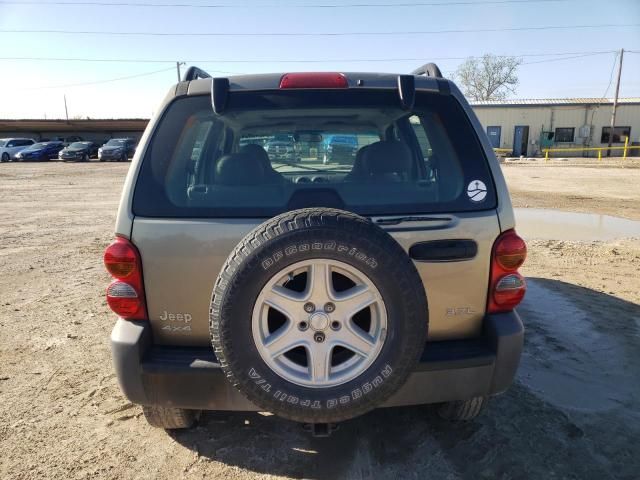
[
  {"left": 0, "top": 50, "right": 618, "bottom": 64},
  {"left": 601, "top": 52, "right": 620, "bottom": 99},
  {"left": 1, "top": 23, "right": 637, "bottom": 37},
  {"left": 0, "top": 50, "right": 621, "bottom": 64},
  {"left": 19, "top": 66, "right": 177, "bottom": 90},
  {"left": 521, "top": 51, "right": 613, "bottom": 65},
  {"left": 0, "top": 0, "right": 569, "bottom": 8}
]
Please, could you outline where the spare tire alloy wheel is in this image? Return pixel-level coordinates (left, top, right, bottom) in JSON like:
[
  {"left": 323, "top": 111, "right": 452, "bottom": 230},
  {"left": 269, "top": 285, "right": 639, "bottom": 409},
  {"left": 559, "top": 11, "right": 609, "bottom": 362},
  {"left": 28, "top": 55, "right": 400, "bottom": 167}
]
[
  {"left": 210, "top": 208, "right": 428, "bottom": 423},
  {"left": 253, "top": 258, "right": 387, "bottom": 389}
]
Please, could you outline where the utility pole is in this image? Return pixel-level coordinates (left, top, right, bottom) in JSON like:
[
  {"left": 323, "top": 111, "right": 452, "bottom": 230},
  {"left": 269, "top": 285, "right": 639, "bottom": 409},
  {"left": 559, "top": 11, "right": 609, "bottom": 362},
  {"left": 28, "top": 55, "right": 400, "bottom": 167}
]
[
  {"left": 607, "top": 48, "right": 624, "bottom": 156},
  {"left": 176, "top": 61, "right": 185, "bottom": 82},
  {"left": 64, "top": 94, "right": 69, "bottom": 122}
]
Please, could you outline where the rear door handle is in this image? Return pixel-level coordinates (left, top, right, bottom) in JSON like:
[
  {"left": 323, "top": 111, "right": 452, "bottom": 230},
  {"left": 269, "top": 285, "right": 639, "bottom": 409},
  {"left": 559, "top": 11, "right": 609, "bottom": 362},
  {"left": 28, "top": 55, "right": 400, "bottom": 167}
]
[{"left": 409, "top": 239, "right": 478, "bottom": 262}]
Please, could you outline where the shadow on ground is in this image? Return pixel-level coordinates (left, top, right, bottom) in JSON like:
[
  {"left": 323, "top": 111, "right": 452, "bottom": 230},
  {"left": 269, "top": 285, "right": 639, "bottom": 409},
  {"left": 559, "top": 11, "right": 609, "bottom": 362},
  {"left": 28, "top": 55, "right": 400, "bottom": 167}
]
[{"left": 172, "top": 278, "right": 640, "bottom": 479}]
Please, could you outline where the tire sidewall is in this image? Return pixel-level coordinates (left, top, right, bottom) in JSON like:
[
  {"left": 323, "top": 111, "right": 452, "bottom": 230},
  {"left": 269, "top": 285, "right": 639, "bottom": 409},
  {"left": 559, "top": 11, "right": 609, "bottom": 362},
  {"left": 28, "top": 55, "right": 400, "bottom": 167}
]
[{"left": 213, "top": 222, "right": 427, "bottom": 422}]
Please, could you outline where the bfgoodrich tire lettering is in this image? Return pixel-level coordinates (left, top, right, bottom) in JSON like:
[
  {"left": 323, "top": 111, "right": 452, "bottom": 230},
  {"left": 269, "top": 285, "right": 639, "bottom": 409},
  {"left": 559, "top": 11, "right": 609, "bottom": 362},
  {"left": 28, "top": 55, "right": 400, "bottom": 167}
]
[{"left": 210, "top": 208, "right": 428, "bottom": 423}]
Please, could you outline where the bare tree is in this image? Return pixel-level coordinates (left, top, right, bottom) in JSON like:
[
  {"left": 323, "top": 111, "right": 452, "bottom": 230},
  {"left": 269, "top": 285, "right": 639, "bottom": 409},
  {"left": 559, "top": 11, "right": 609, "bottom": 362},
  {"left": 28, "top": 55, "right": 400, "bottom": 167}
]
[{"left": 454, "top": 54, "right": 522, "bottom": 101}]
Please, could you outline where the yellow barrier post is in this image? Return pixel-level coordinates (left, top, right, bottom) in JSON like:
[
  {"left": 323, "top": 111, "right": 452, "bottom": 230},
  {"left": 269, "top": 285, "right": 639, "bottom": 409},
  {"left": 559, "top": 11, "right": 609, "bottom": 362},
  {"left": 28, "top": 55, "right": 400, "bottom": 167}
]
[
  {"left": 544, "top": 149, "right": 549, "bottom": 161},
  {"left": 598, "top": 149, "right": 602, "bottom": 161},
  {"left": 623, "top": 136, "right": 628, "bottom": 159}
]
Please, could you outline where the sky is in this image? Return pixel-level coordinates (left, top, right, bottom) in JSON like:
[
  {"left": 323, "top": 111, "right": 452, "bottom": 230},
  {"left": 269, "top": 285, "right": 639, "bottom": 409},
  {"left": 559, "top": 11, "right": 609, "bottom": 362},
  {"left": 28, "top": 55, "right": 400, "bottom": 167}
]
[{"left": 0, "top": 0, "right": 639, "bottom": 119}]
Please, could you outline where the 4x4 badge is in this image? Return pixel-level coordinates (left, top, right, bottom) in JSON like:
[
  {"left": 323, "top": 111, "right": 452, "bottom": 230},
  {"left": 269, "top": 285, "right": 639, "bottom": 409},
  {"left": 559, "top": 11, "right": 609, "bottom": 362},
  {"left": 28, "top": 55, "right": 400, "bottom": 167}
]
[{"left": 467, "top": 180, "right": 487, "bottom": 202}]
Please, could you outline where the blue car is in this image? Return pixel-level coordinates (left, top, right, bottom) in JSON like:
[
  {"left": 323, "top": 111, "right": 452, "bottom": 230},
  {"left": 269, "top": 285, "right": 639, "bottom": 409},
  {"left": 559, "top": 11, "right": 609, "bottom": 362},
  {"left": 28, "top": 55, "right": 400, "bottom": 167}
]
[
  {"left": 15, "top": 141, "right": 65, "bottom": 162},
  {"left": 322, "top": 134, "right": 358, "bottom": 164}
]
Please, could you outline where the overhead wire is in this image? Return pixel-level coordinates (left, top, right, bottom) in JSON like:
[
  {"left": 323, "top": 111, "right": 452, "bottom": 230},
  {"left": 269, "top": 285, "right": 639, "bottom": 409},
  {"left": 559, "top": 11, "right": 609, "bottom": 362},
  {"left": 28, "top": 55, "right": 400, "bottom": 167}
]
[
  {"left": 1, "top": 23, "right": 638, "bottom": 37},
  {"left": 18, "top": 66, "right": 178, "bottom": 90},
  {"left": 0, "top": 0, "right": 572, "bottom": 9},
  {"left": 0, "top": 50, "right": 622, "bottom": 64}
]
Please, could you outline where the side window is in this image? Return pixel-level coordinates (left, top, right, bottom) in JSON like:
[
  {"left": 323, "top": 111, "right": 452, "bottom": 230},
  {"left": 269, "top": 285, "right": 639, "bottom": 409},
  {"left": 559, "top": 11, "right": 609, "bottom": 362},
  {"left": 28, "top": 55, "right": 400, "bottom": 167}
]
[
  {"left": 554, "top": 127, "right": 575, "bottom": 143},
  {"left": 409, "top": 115, "right": 432, "bottom": 159},
  {"left": 407, "top": 115, "right": 438, "bottom": 182},
  {"left": 6, "top": 140, "right": 15, "bottom": 147},
  {"left": 190, "top": 121, "right": 213, "bottom": 162},
  {"left": 601, "top": 126, "right": 631, "bottom": 144}
]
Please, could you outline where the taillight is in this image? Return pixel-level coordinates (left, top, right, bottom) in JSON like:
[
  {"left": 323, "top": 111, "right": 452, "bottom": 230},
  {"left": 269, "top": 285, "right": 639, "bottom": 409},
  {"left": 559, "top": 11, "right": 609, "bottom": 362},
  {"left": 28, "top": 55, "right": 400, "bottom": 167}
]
[
  {"left": 103, "top": 236, "right": 147, "bottom": 320},
  {"left": 488, "top": 230, "right": 527, "bottom": 313},
  {"left": 279, "top": 72, "right": 348, "bottom": 89}
]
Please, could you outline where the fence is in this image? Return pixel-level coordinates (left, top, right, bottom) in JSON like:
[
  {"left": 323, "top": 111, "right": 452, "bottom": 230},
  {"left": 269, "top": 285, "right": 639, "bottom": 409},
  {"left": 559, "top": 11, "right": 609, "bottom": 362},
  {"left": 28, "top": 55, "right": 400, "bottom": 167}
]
[{"left": 493, "top": 137, "right": 640, "bottom": 160}]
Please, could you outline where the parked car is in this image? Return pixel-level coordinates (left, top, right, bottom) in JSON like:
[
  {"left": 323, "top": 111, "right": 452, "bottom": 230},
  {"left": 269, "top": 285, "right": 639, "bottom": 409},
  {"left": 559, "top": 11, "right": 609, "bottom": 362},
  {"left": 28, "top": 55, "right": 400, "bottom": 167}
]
[
  {"left": 47, "top": 135, "right": 84, "bottom": 146},
  {"left": 98, "top": 138, "right": 136, "bottom": 162},
  {"left": 0, "top": 138, "right": 35, "bottom": 161},
  {"left": 322, "top": 134, "right": 358, "bottom": 164},
  {"left": 106, "top": 66, "right": 526, "bottom": 435},
  {"left": 15, "top": 141, "right": 64, "bottom": 161},
  {"left": 58, "top": 141, "right": 98, "bottom": 162},
  {"left": 264, "top": 134, "right": 299, "bottom": 162}
]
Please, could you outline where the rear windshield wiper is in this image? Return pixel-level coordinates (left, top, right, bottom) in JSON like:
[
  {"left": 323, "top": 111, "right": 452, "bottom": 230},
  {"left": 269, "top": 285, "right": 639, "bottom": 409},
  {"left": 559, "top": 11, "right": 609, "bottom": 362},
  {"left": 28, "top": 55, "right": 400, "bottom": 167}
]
[{"left": 374, "top": 215, "right": 452, "bottom": 225}]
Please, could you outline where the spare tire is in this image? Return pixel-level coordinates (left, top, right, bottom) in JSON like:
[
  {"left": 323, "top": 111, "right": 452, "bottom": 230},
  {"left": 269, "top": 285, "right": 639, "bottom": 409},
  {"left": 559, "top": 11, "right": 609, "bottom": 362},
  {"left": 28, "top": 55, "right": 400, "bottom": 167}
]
[{"left": 210, "top": 208, "right": 428, "bottom": 423}]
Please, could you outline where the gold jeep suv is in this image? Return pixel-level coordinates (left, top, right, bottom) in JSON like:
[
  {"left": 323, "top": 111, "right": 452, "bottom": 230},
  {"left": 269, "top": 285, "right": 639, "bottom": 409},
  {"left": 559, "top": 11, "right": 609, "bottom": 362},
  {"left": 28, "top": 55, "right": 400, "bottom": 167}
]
[{"left": 105, "top": 64, "right": 526, "bottom": 435}]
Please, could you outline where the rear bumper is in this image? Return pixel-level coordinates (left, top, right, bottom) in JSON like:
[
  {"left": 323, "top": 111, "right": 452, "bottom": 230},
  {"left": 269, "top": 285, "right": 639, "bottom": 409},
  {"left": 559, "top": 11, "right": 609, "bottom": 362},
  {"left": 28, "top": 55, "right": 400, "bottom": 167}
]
[{"left": 111, "top": 311, "right": 523, "bottom": 411}]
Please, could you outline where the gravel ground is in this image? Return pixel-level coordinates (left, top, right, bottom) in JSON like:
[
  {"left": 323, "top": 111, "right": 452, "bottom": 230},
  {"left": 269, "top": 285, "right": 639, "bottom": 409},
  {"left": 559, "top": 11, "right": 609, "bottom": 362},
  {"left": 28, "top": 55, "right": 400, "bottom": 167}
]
[
  {"left": 0, "top": 161, "right": 639, "bottom": 480},
  {"left": 502, "top": 157, "right": 640, "bottom": 220}
]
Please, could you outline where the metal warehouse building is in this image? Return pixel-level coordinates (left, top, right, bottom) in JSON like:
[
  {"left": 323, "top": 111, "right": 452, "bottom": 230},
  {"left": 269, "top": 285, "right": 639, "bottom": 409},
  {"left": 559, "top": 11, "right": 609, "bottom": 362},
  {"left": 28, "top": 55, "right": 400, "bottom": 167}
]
[{"left": 470, "top": 98, "right": 640, "bottom": 157}]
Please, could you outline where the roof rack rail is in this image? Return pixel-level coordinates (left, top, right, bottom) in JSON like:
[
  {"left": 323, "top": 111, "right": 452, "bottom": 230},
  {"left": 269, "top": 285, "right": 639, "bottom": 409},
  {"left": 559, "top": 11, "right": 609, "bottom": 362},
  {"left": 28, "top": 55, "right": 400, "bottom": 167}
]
[
  {"left": 411, "top": 63, "right": 443, "bottom": 78},
  {"left": 182, "top": 66, "right": 212, "bottom": 81}
]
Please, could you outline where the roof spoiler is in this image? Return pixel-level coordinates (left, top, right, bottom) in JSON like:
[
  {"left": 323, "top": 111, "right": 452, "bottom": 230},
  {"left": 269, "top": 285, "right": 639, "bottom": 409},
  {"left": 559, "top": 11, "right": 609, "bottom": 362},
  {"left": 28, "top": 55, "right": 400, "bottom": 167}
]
[
  {"left": 211, "top": 77, "right": 230, "bottom": 114},
  {"left": 397, "top": 75, "right": 415, "bottom": 110}
]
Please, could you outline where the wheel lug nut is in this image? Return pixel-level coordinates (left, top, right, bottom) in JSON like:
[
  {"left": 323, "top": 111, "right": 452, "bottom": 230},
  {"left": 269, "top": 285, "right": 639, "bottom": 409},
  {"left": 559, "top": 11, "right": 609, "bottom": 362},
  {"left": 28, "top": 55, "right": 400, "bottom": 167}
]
[
  {"left": 313, "top": 332, "right": 325, "bottom": 343},
  {"left": 298, "top": 321, "right": 309, "bottom": 331},
  {"left": 303, "top": 302, "right": 315, "bottom": 313},
  {"left": 324, "top": 302, "right": 336, "bottom": 313},
  {"left": 330, "top": 320, "right": 341, "bottom": 331}
]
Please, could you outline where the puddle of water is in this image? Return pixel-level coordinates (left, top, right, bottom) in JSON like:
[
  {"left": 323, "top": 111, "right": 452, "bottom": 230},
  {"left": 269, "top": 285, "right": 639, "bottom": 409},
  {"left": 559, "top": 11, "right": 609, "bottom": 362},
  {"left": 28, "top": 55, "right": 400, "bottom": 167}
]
[
  {"left": 514, "top": 208, "right": 640, "bottom": 241},
  {"left": 517, "top": 280, "right": 639, "bottom": 412}
]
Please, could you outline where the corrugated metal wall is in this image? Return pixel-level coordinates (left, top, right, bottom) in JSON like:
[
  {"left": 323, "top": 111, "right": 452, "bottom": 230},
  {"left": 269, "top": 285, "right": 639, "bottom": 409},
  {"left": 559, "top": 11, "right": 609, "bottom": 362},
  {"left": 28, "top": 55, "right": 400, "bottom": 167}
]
[{"left": 472, "top": 104, "right": 640, "bottom": 157}]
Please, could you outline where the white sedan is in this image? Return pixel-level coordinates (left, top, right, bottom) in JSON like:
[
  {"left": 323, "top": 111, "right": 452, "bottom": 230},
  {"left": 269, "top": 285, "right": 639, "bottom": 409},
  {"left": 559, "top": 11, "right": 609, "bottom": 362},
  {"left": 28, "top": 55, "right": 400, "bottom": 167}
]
[{"left": 0, "top": 138, "right": 35, "bottom": 161}]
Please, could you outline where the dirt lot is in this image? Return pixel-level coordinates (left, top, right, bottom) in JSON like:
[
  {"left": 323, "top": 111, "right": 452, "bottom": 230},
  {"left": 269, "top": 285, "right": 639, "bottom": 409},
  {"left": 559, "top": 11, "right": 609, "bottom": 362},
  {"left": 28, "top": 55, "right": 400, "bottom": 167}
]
[
  {"left": 1, "top": 161, "right": 639, "bottom": 480},
  {"left": 502, "top": 157, "right": 640, "bottom": 220}
]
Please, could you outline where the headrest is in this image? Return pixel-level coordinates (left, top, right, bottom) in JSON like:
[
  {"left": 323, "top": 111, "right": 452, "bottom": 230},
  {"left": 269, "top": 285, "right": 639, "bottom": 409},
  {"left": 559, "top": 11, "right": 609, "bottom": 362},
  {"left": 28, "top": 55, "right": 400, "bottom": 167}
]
[
  {"left": 215, "top": 153, "right": 265, "bottom": 185},
  {"left": 362, "top": 140, "right": 413, "bottom": 176},
  {"left": 348, "top": 145, "right": 370, "bottom": 177},
  {"left": 239, "top": 143, "right": 270, "bottom": 169}
]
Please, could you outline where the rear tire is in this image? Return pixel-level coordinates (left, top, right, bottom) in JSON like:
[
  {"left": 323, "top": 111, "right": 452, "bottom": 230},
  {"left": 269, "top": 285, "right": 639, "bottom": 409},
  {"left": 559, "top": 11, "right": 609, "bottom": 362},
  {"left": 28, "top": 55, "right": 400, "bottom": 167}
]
[
  {"left": 142, "top": 405, "right": 200, "bottom": 429},
  {"left": 1, "top": 153, "right": 9, "bottom": 162},
  {"left": 438, "top": 396, "right": 487, "bottom": 421}
]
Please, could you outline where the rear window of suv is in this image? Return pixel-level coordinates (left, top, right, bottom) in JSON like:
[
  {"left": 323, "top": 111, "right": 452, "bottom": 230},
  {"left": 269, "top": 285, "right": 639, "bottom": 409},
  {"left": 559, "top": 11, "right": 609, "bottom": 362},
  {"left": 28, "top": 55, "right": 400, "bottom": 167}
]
[{"left": 133, "top": 89, "right": 496, "bottom": 218}]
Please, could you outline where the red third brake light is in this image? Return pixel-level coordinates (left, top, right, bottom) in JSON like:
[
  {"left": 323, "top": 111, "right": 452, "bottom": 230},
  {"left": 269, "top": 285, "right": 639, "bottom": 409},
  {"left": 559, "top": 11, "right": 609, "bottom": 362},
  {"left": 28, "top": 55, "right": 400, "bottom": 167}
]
[
  {"left": 103, "top": 236, "right": 147, "bottom": 320},
  {"left": 488, "top": 230, "right": 527, "bottom": 313},
  {"left": 279, "top": 72, "right": 348, "bottom": 89}
]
